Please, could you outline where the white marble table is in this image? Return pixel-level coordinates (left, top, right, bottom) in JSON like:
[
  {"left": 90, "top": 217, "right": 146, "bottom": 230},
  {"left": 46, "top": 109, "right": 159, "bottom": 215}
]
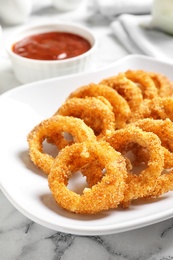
[{"left": 1, "top": 1, "right": 173, "bottom": 259}]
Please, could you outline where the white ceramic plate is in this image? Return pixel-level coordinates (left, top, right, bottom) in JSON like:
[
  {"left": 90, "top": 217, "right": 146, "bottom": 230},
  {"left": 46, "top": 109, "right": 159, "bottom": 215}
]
[{"left": 1, "top": 54, "right": 173, "bottom": 236}]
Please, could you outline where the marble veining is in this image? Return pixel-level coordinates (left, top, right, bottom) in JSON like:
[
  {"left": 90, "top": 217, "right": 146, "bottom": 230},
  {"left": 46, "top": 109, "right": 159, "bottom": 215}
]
[
  {"left": 1, "top": 0, "right": 173, "bottom": 259},
  {"left": 1, "top": 187, "right": 173, "bottom": 259}
]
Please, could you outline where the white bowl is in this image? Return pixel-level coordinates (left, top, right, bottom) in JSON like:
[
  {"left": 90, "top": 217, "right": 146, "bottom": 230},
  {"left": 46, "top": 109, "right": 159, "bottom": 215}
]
[{"left": 6, "top": 22, "right": 97, "bottom": 84}]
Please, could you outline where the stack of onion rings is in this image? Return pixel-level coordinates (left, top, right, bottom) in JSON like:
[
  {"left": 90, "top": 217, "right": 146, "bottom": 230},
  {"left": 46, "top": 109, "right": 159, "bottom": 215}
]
[{"left": 27, "top": 68, "right": 173, "bottom": 214}]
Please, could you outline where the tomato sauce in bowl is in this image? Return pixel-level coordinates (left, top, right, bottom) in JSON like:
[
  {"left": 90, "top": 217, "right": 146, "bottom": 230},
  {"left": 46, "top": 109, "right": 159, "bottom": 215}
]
[
  {"left": 7, "top": 22, "right": 97, "bottom": 83},
  {"left": 12, "top": 32, "right": 91, "bottom": 60}
]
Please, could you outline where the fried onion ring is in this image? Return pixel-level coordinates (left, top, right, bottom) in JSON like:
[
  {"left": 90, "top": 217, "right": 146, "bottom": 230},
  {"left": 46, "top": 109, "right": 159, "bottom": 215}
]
[
  {"left": 125, "top": 70, "right": 158, "bottom": 99},
  {"left": 106, "top": 125, "right": 164, "bottom": 206},
  {"left": 48, "top": 141, "right": 127, "bottom": 214},
  {"left": 130, "top": 97, "right": 173, "bottom": 123},
  {"left": 148, "top": 72, "right": 173, "bottom": 97},
  {"left": 130, "top": 118, "right": 173, "bottom": 197},
  {"left": 132, "top": 118, "right": 173, "bottom": 163},
  {"left": 100, "top": 72, "right": 143, "bottom": 112},
  {"left": 54, "top": 97, "right": 116, "bottom": 140},
  {"left": 67, "top": 83, "right": 131, "bottom": 128},
  {"left": 27, "top": 115, "right": 96, "bottom": 174},
  {"left": 146, "top": 171, "right": 173, "bottom": 198}
]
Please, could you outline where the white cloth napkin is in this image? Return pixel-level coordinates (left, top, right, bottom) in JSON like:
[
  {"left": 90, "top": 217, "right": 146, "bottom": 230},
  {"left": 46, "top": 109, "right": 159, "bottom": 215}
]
[
  {"left": 93, "top": 0, "right": 153, "bottom": 19},
  {"left": 92, "top": 0, "right": 173, "bottom": 64},
  {"left": 111, "top": 14, "right": 173, "bottom": 63}
]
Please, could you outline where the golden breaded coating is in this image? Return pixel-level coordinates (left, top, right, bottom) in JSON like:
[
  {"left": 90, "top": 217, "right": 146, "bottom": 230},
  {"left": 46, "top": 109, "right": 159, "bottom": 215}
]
[
  {"left": 54, "top": 96, "right": 116, "bottom": 140},
  {"left": 27, "top": 115, "right": 96, "bottom": 174},
  {"left": 100, "top": 72, "right": 143, "bottom": 112},
  {"left": 68, "top": 83, "right": 131, "bottom": 128},
  {"left": 48, "top": 141, "right": 127, "bottom": 214},
  {"left": 106, "top": 125, "right": 164, "bottom": 206}
]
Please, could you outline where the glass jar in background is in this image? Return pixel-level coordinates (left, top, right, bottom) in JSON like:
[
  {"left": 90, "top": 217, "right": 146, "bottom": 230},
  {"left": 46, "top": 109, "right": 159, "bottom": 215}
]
[{"left": 151, "top": 0, "right": 173, "bottom": 34}]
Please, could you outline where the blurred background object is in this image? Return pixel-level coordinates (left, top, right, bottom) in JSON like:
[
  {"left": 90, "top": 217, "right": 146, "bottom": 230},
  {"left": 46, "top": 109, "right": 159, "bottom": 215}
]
[
  {"left": 93, "top": 0, "right": 153, "bottom": 19},
  {"left": 0, "top": 0, "right": 32, "bottom": 25},
  {"left": 52, "top": 0, "right": 83, "bottom": 11}
]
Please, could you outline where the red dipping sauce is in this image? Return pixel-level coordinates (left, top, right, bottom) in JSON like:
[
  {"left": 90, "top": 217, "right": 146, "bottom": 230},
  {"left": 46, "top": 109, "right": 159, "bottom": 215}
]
[{"left": 12, "top": 32, "right": 91, "bottom": 60}]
